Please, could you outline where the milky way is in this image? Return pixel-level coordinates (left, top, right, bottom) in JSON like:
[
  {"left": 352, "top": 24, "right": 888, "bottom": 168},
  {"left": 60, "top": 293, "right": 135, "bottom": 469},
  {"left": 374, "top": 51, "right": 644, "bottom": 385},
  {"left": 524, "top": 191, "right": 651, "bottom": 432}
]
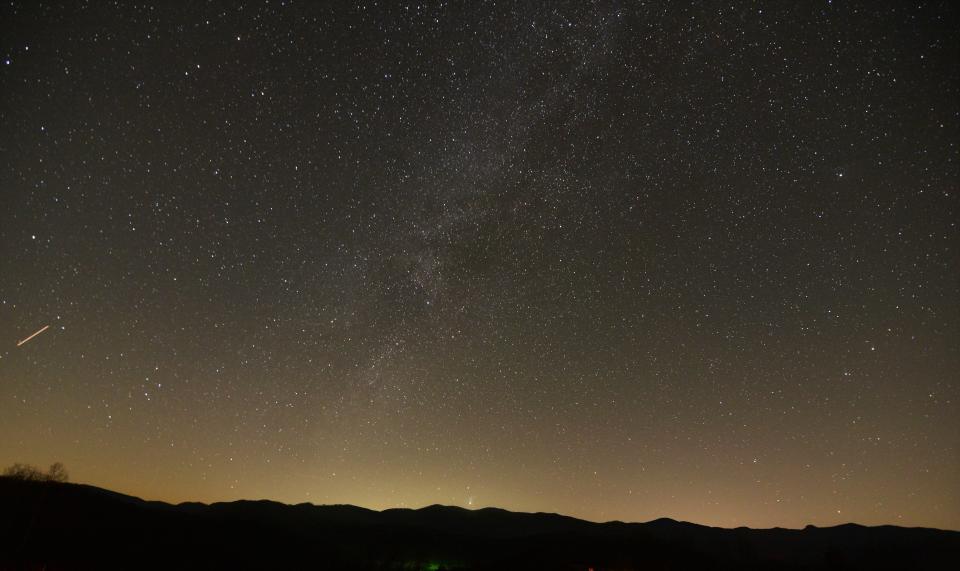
[{"left": 1, "top": 1, "right": 957, "bottom": 530}]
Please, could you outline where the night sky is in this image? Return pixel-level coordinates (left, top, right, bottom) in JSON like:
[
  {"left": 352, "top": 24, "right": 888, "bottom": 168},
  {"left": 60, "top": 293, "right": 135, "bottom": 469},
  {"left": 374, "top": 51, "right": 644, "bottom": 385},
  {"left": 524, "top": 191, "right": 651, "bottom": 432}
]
[{"left": 1, "top": 1, "right": 958, "bottom": 531}]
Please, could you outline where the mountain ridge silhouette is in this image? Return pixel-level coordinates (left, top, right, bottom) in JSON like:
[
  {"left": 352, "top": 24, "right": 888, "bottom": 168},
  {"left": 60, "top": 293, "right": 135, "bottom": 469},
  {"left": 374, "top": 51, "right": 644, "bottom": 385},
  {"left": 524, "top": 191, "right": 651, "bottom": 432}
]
[{"left": 2, "top": 477, "right": 957, "bottom": 570}]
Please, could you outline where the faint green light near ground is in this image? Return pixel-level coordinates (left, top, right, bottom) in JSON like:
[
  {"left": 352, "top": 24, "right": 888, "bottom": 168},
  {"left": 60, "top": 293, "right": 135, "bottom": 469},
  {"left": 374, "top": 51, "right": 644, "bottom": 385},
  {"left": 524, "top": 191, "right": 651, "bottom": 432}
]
[{"left": 404, "top": 561, "right": 462, "bottom": 571}]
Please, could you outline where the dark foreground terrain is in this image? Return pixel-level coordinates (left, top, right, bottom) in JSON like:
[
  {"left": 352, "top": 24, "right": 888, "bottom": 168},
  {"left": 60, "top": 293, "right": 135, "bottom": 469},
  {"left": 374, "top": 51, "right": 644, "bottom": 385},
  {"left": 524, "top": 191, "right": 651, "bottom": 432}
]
[{"left": 1, "top": 478, "right": 957, "bottom": 570}]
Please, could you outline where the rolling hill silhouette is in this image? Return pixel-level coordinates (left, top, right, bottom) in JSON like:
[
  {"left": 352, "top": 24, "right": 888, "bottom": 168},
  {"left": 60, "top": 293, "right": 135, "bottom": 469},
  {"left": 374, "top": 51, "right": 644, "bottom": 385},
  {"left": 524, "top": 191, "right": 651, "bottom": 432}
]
[{"left": 1, "top": 477, "right": 957, "bottom": 570}]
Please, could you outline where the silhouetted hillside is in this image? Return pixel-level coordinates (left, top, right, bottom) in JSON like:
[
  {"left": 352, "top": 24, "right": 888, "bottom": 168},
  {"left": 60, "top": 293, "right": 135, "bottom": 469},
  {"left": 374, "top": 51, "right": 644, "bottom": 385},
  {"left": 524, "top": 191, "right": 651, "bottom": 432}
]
[{"left": 1, "top": 477, "right": 957, "bottom": 570}]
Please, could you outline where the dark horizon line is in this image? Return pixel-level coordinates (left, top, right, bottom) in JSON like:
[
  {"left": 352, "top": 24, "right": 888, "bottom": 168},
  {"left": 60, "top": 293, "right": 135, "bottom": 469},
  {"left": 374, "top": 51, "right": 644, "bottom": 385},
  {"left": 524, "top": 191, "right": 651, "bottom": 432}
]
[{"left": 13, "top": 476, "right": 956, "bottom": 534}]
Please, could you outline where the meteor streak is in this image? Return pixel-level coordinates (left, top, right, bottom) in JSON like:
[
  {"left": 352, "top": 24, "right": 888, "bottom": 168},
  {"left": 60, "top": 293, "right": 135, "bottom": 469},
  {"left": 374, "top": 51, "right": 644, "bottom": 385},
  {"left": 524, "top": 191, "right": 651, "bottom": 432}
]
[{"left": 17, "top": 325, "right": 50, "bottom": 347}]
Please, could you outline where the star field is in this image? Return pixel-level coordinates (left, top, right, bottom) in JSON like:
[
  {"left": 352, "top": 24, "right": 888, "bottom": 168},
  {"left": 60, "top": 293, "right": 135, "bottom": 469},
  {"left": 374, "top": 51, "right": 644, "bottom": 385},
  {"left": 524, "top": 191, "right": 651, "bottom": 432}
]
[{"left": 1, "top": 1, "right": 958, "bottom": 530}]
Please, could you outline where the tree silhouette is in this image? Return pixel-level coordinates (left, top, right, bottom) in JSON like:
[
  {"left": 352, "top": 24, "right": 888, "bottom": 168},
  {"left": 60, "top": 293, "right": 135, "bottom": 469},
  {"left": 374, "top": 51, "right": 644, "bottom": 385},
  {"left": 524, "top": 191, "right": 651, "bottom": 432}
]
[
  {"left": 47, "top": 462, "right": 68, "bottom": 483},
  {"left": 2, "top": 462, "right": 68, "bottom": 482},
  {"left": 2, "top": 463, "right": 44, "bottom": 481}
]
